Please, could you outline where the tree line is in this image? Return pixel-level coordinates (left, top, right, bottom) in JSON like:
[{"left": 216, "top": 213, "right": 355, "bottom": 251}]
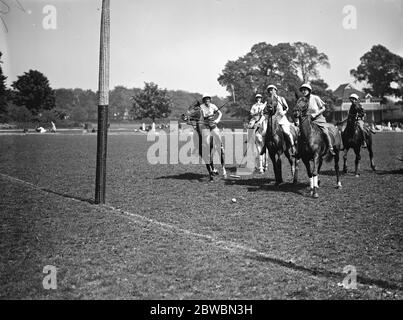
[
  {"left": 218, "top": 42, "right": 403, "bottom": 118},
  {"left": 0, "top": 43, "right": 402, "bottom": 126}
]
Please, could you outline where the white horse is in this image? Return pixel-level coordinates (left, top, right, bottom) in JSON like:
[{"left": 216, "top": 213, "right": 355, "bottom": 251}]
[{"left": 248, "top": 113, "right": 268, "bottom": 173}]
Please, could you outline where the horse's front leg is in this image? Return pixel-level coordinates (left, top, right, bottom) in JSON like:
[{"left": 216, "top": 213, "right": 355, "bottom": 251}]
[
  {"left": 255, "top": 135, "right": 264, "bottom": 173},
  {"left": 312, "top": 153, "right": 320, "bottom": 198},
  {"left": 354, "top": 147, "right": 361, "bottom": 177},
  {"left": 343, "top": 148, "right": 349, "bottom": 173},
  {"left": 302, "top": 157, "right": 313, "bottom": 195},
  {"left": 211, "top": 129, "right": 226, "bottom": 178},
  {"left": 367, "top": 135, "right": 376, "bottom": 171},
  {"left": 220, "top": 143, "right": 227, "bottom": 177},
  {"left": 334, "top": 148, "right": 342, "bottom": 188},
  {"left": 276, "top": 153, "right": 283, "bottom": 185},
  {"left": 285, "top": 151, "right": 297, "bottom": 184}
]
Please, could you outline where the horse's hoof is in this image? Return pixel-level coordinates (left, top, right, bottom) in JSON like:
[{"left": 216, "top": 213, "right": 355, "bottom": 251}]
[
  {"left": 259, "top": 169, "right": 264, "bottom": 174},
  {"left": 343, "top": 168, "right": 347, "bottom": 174},
  {"left": 355, "top": 174, "right": 360, "bottom": 178},
  {"left": 293, "top": 179, "right": 298, "bottom": 185},
  {"left": 318, "top": 180, "right": 321, "bottom": 187},
  {"left": 371, "top": 166, "right": 376, "bottom": 171},
  {"left": 312, "top": 192, "right": 319, "bottom": 198},
  {"left": 209, "top": 176, "right": 214, "bottom": 182},
  {"left": 336, "top": 182, "right": 342, "bottom": 189}
]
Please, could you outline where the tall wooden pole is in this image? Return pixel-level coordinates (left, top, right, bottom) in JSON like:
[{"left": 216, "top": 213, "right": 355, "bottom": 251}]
[{"left": 95, "top": 0, "right": 110, "bottom": 204}]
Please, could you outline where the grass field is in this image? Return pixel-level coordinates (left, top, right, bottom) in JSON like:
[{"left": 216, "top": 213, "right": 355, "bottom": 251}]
[{"left": 0, "top": 131, "right": 402, "bottom": 299}]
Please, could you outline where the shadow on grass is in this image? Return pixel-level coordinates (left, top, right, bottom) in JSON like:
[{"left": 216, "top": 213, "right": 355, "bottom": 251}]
[
  {"left": 225, "top": 177, "right": 308, "bottom": 196},
  {"left": 375, "top": 169, "right": 403, "bottom": 175},
  {"left": 246, "top": 252, "right": 403, "bottom": 291},
  {"left": 316, "top": 170, "right": 341, "bottom": 176},
  {"left": 155, "top": 172, "right": 207, "bottom": 181},
  {"left": 41, "top": 188, "right": 95, "bottom": 204}
]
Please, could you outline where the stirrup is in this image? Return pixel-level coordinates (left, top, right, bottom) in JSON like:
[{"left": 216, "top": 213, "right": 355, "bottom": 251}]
[{"left": 329, "top": 148, "right": 336, "bottom": 155}]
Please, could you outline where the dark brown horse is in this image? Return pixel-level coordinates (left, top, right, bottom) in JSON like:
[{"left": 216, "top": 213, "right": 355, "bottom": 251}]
[
  {"left": 341, "top": 118, "right": 376, "bottom": 176},
  {"left": 261, "top": 104, "right": 299, "bottom": 186},
  {"left": 293, "top": 98, "right": 342, "bottom": 198},
  {"left": 181, "top": 101, "right": 226, "bottom": 181}
]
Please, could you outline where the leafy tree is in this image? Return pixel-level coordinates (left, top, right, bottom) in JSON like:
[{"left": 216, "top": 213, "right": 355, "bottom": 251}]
[
  {"left": 293, "top": 42, "right": 330, "bottom": 82},
  {"left": 351, "top": 45, "right": 403, "bottom": 100},
  {"left": 11, "top": 70, "right": 55, "bottom": 115},
  {"left": 218, "top": 42, "right": 304, "bottom": 117},
  {"left": 55, "top": 88, "right": 77, "bottom": 114},
  {"left": 109, "top": 86, "right": 140, "bottom": 120},
  {"left": 6, "top": 104, "right": 33, "bottom": 123},
  {"left": 131, "top": 82, "right": 172, "bottom": 123},
  {"left": 0, "top": 52, "right": 8, "bottom": 121},
  {"left": 73, "top": 88, "right": 97, "bottom": 121}
]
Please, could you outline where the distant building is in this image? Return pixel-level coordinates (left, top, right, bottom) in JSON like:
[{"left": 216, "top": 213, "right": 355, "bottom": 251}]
[{"left": 333, "top": 83, "right": 383, "bottom": 123}]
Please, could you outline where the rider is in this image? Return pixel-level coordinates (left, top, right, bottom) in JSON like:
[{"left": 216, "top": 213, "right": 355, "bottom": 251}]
[
  {"left": 347, "top": 93, "right": 367, "bottom": 147},
  {"left": 266, "top": 84, "right": 296, "bottom": 155},
  {"left": 200, "top": 94, "right": 223, "bottom": 164},
  {"left": 250, "top": 93, "right": 266, "bottom": 127},
  {"left": 299, "top": 83, "right": 336, "bottom": 156},
  {"left": 201, "top": 94, "right": 222, "bottom": 130}
]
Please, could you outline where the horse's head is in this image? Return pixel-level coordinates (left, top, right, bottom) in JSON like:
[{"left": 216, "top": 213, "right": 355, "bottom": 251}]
[
  {"left": 293, "top": 97, "right": 309, "bottom": 120},
  {"left": 181, "top": 100, "right": 202, "bottom": 122},
  {"left": 248, "top": 113, "right": 262, "bottom": 129}
]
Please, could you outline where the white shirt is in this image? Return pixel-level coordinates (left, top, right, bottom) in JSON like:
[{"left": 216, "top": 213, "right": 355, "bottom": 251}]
[
  {"left": 250, "top": 102, "right": 266, "bottom": 116},
  {"left": 271, "top": 95, "right": 290, "bottom": 126},
  {"left": 201, "top": 103, "right": 218, "bottom": 118},
  {"left": 307, "top": 94, "right": 325, "bottom": 115}
]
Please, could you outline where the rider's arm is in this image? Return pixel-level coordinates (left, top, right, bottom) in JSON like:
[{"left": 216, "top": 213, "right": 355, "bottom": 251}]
[
  {"left": 281, "top": 97, "right": 289, "bottom": 112},
  {"left": 312, "top": 96, "right": 326, "bottom": 118},
  {"left": 214, "top": 110, "right": 222, "bottom": 123},
  {"left": 357, "top": 105, "right": 366, "bottom": 119}
]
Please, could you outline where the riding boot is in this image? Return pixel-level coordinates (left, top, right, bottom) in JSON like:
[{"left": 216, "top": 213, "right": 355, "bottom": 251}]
[{"left": 325, "top": 131, "right": 336, "bottom": 155}]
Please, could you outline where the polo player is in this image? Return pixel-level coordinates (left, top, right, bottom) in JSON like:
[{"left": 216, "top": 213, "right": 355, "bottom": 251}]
[
  {"left": 299, "top": 83, "right": 335, "bottom": 156},
  {"left": 266, "top": 84, "right": 296, "bottom": 155}
]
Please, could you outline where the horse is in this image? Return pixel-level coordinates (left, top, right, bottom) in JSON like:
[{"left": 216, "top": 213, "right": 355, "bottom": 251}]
[
  {"left": 181, "top": 101, "right": 226, "bottom": 181},
  {"left": 341, "top": 118, "right": 376, "bottom": 176},
  {"left": 248, "top": 112, "right": 268, "bottom": 173},
  {"left": 293, "top": 98, "right": 342, "bottom": 198},
  {"left": 261, "top": 104, "right": 299, "bottom": 186}
]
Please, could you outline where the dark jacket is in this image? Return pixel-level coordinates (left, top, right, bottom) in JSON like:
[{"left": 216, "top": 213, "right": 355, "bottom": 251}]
[{"left": 348, "top": 102, "right": 365, "bottom": 121}]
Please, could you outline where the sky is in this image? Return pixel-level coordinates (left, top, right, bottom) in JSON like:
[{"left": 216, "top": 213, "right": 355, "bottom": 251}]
[{"left": 1, "top": 0, "right": 402, "bottom": 97}]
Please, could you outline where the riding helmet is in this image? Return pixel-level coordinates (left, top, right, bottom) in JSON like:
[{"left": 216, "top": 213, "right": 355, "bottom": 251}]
[
  {"left": 349, "top": 93, "right": 359, "bottom": 101},
  {"left": 266, "top": 85, "right": 278, "bottom": 92},
  {"left": 299, "top": 83, "right": 312, "bottom": 92}
]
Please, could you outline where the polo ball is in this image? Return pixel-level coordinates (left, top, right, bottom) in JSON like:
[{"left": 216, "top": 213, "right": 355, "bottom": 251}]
[{"left": 231, "top": 198, "right": 237, "bottom": 203}]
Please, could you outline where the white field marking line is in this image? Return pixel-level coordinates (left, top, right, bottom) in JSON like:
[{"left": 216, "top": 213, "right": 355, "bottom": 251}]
[
  {"left": 104, "top": 203, "right": 268, "bottom": 257},
  {"left": 2, "top": 173, "right": 403, "bottom": 292},
  {"left": 0, "top": 172, "right": 282, "bottom": 262}
]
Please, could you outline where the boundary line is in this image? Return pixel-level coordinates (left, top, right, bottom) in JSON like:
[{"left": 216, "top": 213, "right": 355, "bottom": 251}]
[{"left": 1, "top": 172, "right": 402, "bottom": 292}]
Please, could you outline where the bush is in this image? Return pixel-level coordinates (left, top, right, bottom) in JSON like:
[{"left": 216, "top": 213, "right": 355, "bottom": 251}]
[{"left": 7, "top": 104, "right": 33, "bottom": 122}]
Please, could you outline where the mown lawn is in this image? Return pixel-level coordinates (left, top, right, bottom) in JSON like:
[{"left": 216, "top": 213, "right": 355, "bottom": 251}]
[{"left": 0, "top": 131, "right": 402, "bottom": 299}]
